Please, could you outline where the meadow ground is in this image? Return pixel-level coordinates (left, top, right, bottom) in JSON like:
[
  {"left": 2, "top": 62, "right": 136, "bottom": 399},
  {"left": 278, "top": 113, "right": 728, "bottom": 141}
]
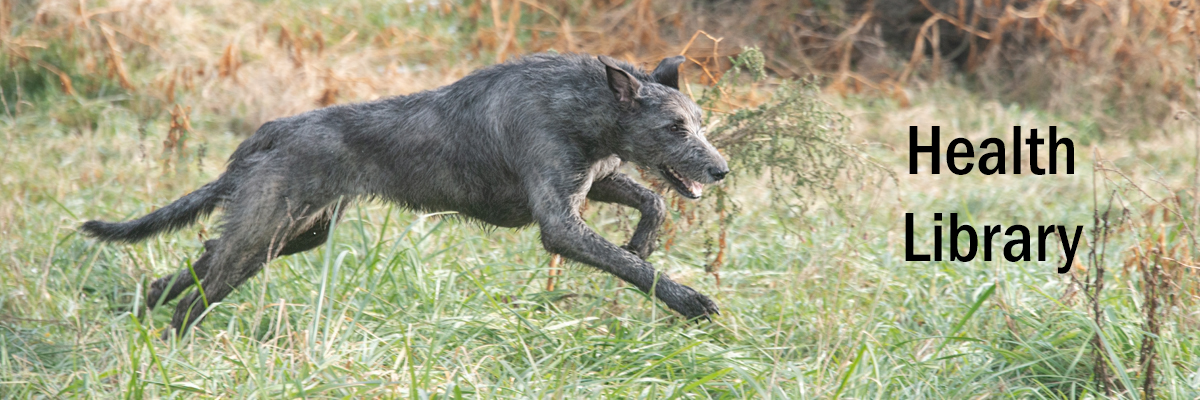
[
  {"left": 3, "top": 0, "right": 1200, "bottom": 398},
  {"left": 4, "top": 81, "right": 1199, "bottom": 398}
]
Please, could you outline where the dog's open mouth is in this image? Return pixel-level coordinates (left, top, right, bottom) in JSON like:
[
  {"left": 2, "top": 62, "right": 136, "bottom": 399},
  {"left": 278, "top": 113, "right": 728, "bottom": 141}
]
[{"left": 660, "top": 165, "right": 703, "bottom": 199}]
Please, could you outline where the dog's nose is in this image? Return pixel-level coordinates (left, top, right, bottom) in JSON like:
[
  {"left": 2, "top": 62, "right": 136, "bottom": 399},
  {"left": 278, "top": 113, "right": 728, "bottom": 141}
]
[{"left": 708, "top": 167, "right": 729, "bottom": 181}]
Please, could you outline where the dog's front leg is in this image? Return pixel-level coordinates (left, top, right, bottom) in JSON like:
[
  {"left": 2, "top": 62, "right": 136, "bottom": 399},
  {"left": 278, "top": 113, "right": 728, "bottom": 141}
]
[
  {"left": 531, "top": 184, "right": 718, "bottom": 320},
  {"left": 586, "top": 173, "right": 665, "bottom": 260}
]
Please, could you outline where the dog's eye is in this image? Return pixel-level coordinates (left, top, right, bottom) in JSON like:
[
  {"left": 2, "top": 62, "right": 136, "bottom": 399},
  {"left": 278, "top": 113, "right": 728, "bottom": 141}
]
[{"left": 669, "top": 124, "right": 687, "bottom": 135}]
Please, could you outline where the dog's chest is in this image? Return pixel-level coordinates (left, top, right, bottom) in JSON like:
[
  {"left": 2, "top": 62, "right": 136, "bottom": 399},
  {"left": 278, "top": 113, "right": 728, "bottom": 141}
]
[
  {"left": 589, "top": 156, "right": 623, "bottom": 179},
  {"left": 457, "top": 156, "right": 620, "bottom": 228}
]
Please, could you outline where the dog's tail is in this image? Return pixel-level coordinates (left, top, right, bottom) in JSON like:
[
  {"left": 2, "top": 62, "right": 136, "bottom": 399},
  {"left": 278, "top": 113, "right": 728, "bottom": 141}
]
[{"left": 81, "top": 178, "right": 228, "bottom": 243}]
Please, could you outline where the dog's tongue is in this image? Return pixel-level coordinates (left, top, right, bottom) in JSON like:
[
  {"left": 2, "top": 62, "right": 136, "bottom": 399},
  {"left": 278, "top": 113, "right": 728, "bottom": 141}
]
[{"left": 688, "top": 180, "right": 703, "bottom": 197}]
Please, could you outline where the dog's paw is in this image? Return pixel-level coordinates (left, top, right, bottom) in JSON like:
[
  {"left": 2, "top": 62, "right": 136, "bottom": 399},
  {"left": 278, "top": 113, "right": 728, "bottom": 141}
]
[{"left": 666, "top": 285, "right": 719, "bottom": 321}]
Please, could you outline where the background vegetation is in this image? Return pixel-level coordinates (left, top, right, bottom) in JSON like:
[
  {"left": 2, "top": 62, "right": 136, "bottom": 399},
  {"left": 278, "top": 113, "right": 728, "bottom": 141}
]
[{"left": 2, "top": 0, "right": 1200, "bottom": 397}]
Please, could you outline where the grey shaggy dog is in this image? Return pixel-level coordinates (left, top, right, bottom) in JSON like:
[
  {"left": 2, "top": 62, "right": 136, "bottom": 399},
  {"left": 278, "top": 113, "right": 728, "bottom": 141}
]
[{"left": 82, "top": 53, "right": 729, "bottom": 338}]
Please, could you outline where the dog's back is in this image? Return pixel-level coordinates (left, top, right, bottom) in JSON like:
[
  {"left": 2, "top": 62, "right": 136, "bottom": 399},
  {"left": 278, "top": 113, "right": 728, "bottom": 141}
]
[{"left": 221, "top": 53, "right": 631, "bottom": 226}]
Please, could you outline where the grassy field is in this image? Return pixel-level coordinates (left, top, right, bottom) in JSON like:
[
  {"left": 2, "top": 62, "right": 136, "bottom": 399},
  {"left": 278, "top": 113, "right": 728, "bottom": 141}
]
[{"left": 3, "top": 0, "right": 1200, "bottom": 398}]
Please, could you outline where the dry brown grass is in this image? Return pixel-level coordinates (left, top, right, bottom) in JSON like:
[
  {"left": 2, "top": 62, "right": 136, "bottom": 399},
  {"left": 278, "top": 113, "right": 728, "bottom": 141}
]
[
  {"left": 696, "top": 0, "right": 1200, "bottom": 134},
  {"left": 4, "top": 0, "right": 474, "bottom": 130},
  {"left": 8, "top": 0, "right": 1193, "bottom": 137}
]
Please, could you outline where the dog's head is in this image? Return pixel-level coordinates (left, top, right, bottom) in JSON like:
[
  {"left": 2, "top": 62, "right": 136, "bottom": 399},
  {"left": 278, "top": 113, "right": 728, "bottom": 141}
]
[{"left": 599, "top": 55, "right": 729, "bottom": 199}]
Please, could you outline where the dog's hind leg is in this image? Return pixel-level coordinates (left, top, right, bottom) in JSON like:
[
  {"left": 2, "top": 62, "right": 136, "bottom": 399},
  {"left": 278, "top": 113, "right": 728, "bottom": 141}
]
[
  {"left": 586, "top": 173, "right": 665, "bottom": 260},
  {"left": 278, "top": 207, "right": 343, "bottom": 256},
  {"left": 146, "top": 239, "right": 219, "bottom": 310},
  {"left": 164, "top": 176, "right": 336, "bottom": 338},
  {"left": 148, "top": 203, "right": 342, "bottom": 313}
]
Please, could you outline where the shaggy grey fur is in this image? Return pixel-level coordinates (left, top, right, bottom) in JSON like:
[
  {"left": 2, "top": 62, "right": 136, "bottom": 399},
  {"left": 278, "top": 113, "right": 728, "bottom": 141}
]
[{"left": 81, "top": 53, "right": 729, "bottom": 337}]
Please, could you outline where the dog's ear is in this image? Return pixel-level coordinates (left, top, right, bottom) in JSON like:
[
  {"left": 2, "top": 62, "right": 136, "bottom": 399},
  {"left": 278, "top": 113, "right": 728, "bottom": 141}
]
[
  {"left": 599, "top": 55, "right": 641, "bottom": 106},
  {"left": 650, "top": 56, "right": 686, "bottom": 90}
]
